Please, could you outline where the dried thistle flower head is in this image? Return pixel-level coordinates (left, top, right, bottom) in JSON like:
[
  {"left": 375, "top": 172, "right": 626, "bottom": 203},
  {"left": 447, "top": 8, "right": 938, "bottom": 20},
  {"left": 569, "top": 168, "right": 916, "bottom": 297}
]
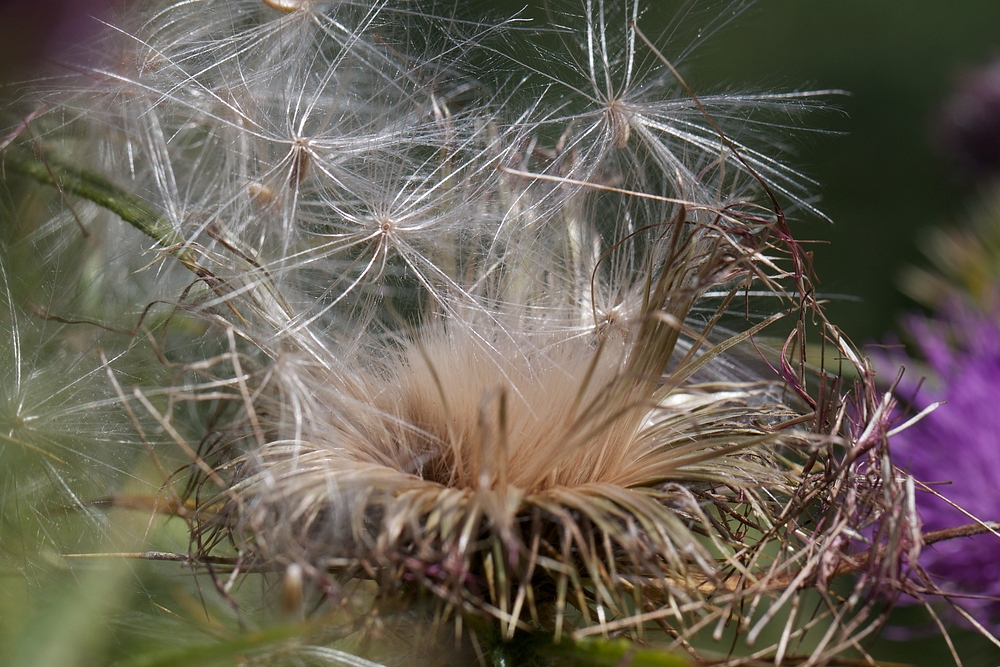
[{"left": 0, "top": 0, "right": 935, "bottom": 664}]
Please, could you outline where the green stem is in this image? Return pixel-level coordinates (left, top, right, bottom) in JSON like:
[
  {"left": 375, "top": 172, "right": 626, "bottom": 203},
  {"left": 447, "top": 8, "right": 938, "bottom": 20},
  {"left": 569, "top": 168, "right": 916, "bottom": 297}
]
[{"left": 3, "top": 147, "right": 202, "bottom": 273}]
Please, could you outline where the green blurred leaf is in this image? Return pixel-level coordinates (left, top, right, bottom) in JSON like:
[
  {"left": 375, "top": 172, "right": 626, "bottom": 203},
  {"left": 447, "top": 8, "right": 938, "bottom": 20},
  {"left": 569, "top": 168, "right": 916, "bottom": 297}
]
[{"left": 547, "top": 638, "right": 689, "bottom": 667}]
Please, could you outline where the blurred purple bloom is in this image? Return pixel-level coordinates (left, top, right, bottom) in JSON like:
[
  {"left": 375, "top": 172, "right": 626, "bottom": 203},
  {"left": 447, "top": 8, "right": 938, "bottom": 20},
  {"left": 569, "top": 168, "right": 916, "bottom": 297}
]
[
  {"left": 0, "top": 0, "right": 110, "bottom": 79},
  {"left": 882, "top": 300, "right": 1000, "bottom": 624},
  {"left": 938, "top": 58, "right": 1000, "bottom": 182}
]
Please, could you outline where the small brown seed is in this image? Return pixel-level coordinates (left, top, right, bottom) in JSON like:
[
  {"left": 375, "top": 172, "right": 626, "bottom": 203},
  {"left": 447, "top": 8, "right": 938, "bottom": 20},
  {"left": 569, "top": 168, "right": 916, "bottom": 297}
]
[{"left": 263, "top": 0, "right": 304, "bottom": 13}]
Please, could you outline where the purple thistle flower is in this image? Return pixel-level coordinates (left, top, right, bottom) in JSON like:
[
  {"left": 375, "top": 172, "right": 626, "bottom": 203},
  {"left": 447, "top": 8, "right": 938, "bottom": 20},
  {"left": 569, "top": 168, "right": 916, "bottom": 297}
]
[
  {"left": 0, "top": 0, "right": 110, "bottom": 78},
  {"left": 938, "top": 57, "right": 1000, "bottom": 182},
  {"left": 883, "top": 300, "right": 1000, "bottom": 624}
]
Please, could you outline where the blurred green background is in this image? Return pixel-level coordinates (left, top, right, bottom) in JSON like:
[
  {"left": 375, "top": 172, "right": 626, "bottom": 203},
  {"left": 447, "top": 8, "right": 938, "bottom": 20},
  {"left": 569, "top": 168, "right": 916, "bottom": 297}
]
[{"left": 674, "top": 0, "right": 1000, "bottom": 343}]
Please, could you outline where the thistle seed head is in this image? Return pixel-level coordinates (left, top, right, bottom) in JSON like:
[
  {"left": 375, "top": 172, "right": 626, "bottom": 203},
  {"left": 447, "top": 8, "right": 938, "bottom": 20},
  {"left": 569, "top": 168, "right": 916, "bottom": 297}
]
[{"left": 0, "top": 0, "right": 932, "bottom": 664}]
